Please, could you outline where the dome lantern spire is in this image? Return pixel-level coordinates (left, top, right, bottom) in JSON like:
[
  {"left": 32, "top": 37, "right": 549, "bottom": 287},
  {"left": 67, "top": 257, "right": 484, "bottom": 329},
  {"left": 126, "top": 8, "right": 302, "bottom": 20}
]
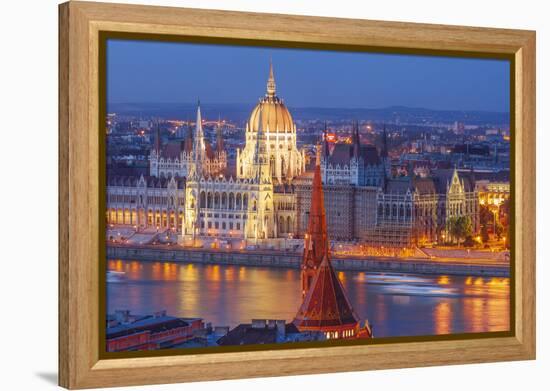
[{"left": 266, "top": 58, "right": 276, "bottom": 97}]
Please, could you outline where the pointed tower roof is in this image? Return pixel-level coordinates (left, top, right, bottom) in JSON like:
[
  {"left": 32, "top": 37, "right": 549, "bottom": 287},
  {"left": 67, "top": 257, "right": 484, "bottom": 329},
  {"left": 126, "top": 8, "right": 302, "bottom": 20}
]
[
  {"left": 266, "top": 58, "right": 276, "bottom": 97},
  {"left": 293, "top": 254, "right": 360, "bottom": 330},
  {"left": 293, "top": 148, "right": 365, "bottom": 336},
  {"left": 303, "top": 151, "right": 329, "bottom": 268},
  {"left": 193, "top": 101, "right": 206, "bottom": 161}
]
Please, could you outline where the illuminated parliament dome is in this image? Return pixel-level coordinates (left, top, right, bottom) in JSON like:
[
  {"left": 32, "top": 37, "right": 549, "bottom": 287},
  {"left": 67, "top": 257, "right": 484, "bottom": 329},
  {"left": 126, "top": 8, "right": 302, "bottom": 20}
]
[
  {"left": 237, "top": 61, "right": 305, "bottom": 183},
  {"left": 247, "top": 63, "right": 294, "bottom": 134}
]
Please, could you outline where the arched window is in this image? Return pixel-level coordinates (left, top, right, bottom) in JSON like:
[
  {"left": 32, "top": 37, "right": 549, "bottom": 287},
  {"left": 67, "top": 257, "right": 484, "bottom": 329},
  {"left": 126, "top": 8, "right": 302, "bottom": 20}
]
[
  {"left": 221, "top": 192, "right": 227, "bottom": 209},
  {"left": 392, "top": 204, "right": 397, "bottom": 218},
  {"left": 286, "top": 216, "right": 291, "bottom": 233},
  {"left": 214, "top": 192, "right": 220, "bottom": 208},
  {"left": 243, "top": 194, "right": 248, "bottom": 209},
  {"left": 200, "top": 191, "right": 206, "bottom": 208},
  {"left": 279, "top": 216, "right": 284, "bottom": 233},
  {"left": 399, "top": 204, "right": 404, "bottom": 218},
  {"left": 385, "top": 204, "right": 390, "bottom": 217},
  {"left": 228, "top": 193, "right": 235, "bottom": 210},
  {"left": 207, "top": 192, "right": 212, "bottom": 208},
  {"left": 378, "top": 204, "right": 383, "bottom": 217},
  {"left": 236, "top": 193, "right": 242, "bottom": 210}
]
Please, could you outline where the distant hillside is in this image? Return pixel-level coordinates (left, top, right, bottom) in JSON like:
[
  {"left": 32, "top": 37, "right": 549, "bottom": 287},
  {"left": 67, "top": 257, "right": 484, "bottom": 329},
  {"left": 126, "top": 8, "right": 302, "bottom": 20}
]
[{"left": 108, "top": 102, "right": 509, "bottom": 126}]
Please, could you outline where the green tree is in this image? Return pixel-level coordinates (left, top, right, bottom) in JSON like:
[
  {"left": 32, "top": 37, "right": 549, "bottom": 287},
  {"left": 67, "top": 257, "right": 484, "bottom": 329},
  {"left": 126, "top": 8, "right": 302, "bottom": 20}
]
[
  {"left": 447, "top": 217, "right": 459, "bottom": 244},
  {"left": 456, "top": 216, "right": 472, "bottom": 244},
  {"left": 448, "top": 216, "right": 472, "bottom": 245}
]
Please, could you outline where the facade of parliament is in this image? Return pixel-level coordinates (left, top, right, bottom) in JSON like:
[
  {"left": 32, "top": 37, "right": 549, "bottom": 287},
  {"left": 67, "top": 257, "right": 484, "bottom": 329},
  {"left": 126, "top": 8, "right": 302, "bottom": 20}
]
[{"left": 106, "top": 63, "right": 480, "bottom": 248}]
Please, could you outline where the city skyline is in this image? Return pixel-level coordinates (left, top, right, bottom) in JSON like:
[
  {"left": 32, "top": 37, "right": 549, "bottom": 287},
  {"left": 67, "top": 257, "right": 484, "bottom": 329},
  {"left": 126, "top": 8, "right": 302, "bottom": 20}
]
[
  {"left": 105, "top": 39, "right": 511, "bottom": 352},
  {"left": 107, "top": 39, "right": 510, "bottom": 113}
]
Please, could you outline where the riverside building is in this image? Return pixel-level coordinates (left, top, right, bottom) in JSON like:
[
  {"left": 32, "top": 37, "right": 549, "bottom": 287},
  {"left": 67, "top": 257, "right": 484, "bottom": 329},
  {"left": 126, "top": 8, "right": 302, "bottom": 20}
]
[{"left": 106, "top": 61, "right": 481, "bottom": 249}]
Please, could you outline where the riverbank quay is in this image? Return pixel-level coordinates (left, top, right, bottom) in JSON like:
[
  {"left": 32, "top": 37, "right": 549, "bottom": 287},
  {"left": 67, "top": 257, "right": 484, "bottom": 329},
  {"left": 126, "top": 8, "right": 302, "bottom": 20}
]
[{"left": 107, "top": 244, "right": 510, "bottom": 277}]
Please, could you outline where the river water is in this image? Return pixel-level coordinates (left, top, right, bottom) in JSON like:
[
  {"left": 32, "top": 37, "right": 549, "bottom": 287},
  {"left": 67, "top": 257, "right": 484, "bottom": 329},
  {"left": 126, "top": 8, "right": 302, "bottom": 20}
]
[{"left": 107, "top": 259, "right": 510, "bottom": 338}]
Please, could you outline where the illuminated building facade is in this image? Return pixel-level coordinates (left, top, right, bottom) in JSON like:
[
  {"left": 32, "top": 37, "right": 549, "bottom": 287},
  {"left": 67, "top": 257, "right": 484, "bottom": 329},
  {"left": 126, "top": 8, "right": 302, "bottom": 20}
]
[
  {"left": 371, "top": 169, "right": 479, "bottom": 246},
  {"left": 149, "top": 112, "right": 227, "bottom": 179},
  {"left": 181, "top": 62, "right": 306, "bottom": 244},
  {"left": 477, "top": 180, "right": 510, "bottom": 207},
  {"left": 106, "top": 62, "right": 480, "bottom": 249},
  {"left": 106, "top": 175, "right": 186, "bottom": 231},
  {"left": 320, "top": 124, "right": 387, "bottom": 186},
  {"left": 296, "top": 167, "right": 479, "bottom": 247}
]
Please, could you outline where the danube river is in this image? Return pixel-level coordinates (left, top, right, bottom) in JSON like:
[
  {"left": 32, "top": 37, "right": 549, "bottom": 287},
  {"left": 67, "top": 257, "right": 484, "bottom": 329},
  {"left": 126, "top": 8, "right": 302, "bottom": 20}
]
[{"left": 107, "top": 259, "right": 510, "bottom": 337}]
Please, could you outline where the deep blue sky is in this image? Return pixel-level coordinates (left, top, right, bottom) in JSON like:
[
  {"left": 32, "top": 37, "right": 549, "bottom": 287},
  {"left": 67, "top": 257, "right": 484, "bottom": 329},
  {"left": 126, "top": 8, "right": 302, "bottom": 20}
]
[{"left": 107, "top": 39, "right": 510, "bottom": 112}]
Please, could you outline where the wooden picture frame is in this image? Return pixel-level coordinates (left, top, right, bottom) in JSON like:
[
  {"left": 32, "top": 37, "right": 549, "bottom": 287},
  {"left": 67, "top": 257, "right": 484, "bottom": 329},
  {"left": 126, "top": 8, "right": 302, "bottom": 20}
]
[{"left": 59, "top": 1, "right": 536, "bottom": 388}]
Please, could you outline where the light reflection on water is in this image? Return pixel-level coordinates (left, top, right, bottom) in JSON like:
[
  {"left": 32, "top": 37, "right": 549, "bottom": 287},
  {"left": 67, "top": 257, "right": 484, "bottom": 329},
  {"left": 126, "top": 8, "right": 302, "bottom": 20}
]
[{"left": 107, "top": 259, "right": 510, "bottom": 338}]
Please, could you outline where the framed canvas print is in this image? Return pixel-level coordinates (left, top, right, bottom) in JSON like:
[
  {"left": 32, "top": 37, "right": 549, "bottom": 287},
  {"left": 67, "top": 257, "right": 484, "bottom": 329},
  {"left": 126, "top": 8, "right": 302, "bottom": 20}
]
[{"left": 59, "top": 1, "right": 536, "bottom": 389}]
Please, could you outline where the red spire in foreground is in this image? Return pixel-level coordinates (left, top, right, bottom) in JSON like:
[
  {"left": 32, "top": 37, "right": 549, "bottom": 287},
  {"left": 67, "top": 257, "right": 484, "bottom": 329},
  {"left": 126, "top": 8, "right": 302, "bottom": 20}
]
[
  {"left": 293, "top": 147, "right": 371, "bottom": 339},
  {"left": 304, "top": 152, "right": 329, "bottom": 268},
  {"left": 298, "top": 149, "right": 328, "bottom": 298},
  {"left": 293, "top": 255, "right": 361, "bottom": 336}
]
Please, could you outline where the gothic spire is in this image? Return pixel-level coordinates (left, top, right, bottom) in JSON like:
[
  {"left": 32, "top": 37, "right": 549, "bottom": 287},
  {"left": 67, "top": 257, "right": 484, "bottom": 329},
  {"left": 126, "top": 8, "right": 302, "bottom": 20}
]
[
  {"left": 293, "top": 144, "right": 364, "bottom": 337},
  {"left": 266, "top": 58, "right": 276, "bottom": 97},
  {"left": 192, "top": 101, "right": 206, "bottom": 174},
  {"left": 303, "top": 146, "right": 329, "bottom": 269}
]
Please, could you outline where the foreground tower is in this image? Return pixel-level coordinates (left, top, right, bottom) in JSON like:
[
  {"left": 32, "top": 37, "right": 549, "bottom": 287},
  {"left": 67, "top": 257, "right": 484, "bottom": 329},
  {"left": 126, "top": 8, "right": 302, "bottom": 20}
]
[
  {"left": 300, "top": 149, "right": 329, "bottom": 298},
  {"left": 293, "top": 149, "right": 372, "bottom": 340}
]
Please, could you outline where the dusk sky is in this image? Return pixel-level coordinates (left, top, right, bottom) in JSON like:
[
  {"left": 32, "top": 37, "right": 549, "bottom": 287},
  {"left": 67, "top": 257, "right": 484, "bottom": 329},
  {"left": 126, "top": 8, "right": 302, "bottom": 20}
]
[{"left": 107, "top": 39, "right": 510, "bottom": 113}]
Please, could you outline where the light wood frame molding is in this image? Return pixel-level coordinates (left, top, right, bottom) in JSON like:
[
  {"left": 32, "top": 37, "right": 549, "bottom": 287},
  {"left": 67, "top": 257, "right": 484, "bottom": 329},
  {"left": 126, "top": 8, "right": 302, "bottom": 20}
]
[{"left": 59, "top": 1, "right": 536, "bottom": 389}]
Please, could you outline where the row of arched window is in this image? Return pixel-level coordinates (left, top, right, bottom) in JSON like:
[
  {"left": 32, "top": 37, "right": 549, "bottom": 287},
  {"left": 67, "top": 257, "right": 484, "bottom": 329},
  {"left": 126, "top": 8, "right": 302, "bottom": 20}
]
[
  {"left": 199, "top": 191, "right": 251, "bottom": 210},
  {"left": 278, "top": 216, "right": 293, "bottom": 233}
]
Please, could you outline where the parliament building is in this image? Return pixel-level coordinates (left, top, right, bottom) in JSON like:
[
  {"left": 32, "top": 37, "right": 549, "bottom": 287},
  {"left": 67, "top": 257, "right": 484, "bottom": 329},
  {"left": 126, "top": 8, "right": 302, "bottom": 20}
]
[{"left": 106, "top": 62, "right": 480, "bottom": 248}]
